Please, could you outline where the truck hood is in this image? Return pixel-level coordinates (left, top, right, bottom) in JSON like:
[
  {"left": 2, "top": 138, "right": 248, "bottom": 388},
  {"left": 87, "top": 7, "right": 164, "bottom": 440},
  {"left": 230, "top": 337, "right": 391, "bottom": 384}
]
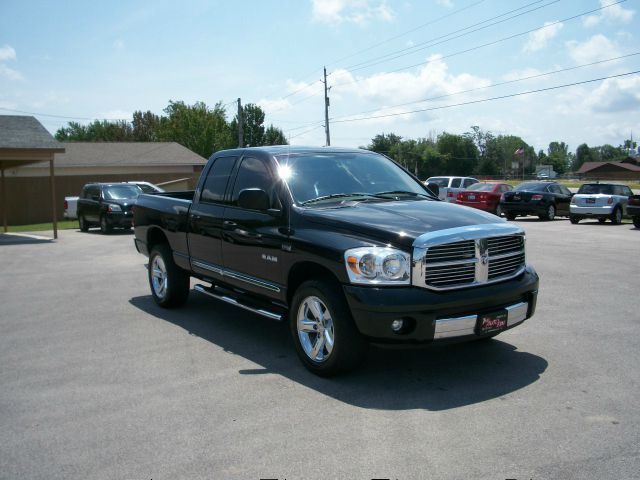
[{"left": 302, "top": 199, "right": 502, "bottom": 248}]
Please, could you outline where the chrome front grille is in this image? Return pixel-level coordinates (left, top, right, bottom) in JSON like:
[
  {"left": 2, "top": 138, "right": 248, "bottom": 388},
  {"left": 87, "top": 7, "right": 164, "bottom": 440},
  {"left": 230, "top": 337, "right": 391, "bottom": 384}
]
[{"left": 412, "top": 225, "right": 526, "bottom": 291}]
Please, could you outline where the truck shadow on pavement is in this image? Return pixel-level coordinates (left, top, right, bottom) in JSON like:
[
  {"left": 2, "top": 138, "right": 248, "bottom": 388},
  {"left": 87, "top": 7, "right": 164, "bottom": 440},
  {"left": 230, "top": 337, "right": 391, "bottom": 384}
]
[{"left": 130, "top": 293, "right": 548, "bottom": 411}]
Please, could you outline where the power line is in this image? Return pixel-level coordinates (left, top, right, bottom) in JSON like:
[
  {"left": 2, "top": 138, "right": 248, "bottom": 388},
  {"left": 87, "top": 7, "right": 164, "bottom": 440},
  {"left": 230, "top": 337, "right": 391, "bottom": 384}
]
[
  {"left": 0, "top": 107, "right": 130, "bottom": 122},
  {"left": 254, "top": 0, "right": 487, "bottom": 104},
  {"left": 343, "top": 0, "right": 556, "bottom": 73},
  {"left": 331, "top": 0, "right": 629, "bottom": 89},
  {"left": 330, "top": 52, "right": 640, "bottom": 122},
  {"left": 287, "top": 124, "right": 325, "bottom": 141},
  {"left": 331, "top": 70, "right": 640, "bottom": 124}
]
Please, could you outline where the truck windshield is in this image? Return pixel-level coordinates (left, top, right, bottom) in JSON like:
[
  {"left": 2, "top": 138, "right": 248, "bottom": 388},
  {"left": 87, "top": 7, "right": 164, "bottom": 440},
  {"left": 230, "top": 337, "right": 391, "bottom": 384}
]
[
  {"left": 104, "top": 185, "right": 141, "bottom": 200},
  {"left": 276, "top": 152, "right": 429, "bottom": 205}
]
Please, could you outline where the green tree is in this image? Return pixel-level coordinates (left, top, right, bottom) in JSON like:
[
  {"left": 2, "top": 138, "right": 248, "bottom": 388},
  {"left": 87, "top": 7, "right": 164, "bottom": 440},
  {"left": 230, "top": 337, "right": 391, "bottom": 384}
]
[
  {"left": 263, "top": 125, "right": 288, "bottom": 145},
  {"left": 573, "top": 143, "right": 592, "bottom": 172},
  {"left": 55, "top": 119, "right": 133, "bottom": 141},
  {"left": 157, "top": 100, "right": 234, "bottom": 158},
  {"left": 365, "top": 133, "right": 403, "bottom": 154},
  {"left": 132, "top": 110, "right": 161, "bottom": 141},
  {"left": 436, "top": 132, "right": 479, "bottom": 175}
]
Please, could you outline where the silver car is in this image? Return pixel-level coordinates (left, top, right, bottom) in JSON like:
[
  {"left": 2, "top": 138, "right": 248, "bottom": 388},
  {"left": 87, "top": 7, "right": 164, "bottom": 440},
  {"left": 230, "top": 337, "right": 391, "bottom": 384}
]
[{"left": 570, "top": 183, "right": 634, "bottom": 224}]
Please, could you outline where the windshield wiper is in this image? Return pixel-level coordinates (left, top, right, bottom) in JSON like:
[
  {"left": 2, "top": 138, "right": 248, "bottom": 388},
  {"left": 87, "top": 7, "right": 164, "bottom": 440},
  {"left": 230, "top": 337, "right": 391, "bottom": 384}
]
[
  {"left": 301, "top": 192, "right": 378, "bottom": 205},
  {"left": 372, "top": 190, "right": 434, "bottom": 199}
]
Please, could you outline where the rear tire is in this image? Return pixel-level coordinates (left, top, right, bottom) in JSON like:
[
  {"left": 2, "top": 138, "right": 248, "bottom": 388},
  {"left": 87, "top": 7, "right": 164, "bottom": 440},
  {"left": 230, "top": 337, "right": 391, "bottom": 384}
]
[
  {"left": 494, "top": 204, "right": 503, "bottom": 217},
  {"left": 598, "top": 218, "right": 607, "bottom": 224},
  {"left": 569, "top": 215, "right": 580, "bottom": 224},
  {"left": 148, "top": 244, "right": 190, "bottom": 308},
  {"left": 540, "top": 204, "right": 556, "bottom": 221},
  {"left": 290, "top": 279, "right": 368, "bottom": 376},
  {"left": 506, "top": 213, "right": 517, "bottom": 221},
  {"left": 79, "top": 215, "right": 89, "bottom": 232},
  {"left": 610, "top": 206, "right": 622, "bottom": 225},
  {"left": 633, "top": 216, "right": 640, "bottom": 228}
]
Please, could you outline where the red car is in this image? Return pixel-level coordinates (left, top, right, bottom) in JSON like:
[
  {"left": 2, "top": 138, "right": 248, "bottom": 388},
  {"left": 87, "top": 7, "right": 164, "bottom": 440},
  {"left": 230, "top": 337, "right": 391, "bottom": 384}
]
[{"left": 456, "top": 182, "right": 513, "bottom": 217}]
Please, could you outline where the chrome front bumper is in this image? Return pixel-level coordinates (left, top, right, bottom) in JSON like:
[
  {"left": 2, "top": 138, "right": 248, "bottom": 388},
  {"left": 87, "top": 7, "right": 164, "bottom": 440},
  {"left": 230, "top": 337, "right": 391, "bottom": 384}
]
[{"left": 433, "top": 301, "right": 528, "bottom": 339}]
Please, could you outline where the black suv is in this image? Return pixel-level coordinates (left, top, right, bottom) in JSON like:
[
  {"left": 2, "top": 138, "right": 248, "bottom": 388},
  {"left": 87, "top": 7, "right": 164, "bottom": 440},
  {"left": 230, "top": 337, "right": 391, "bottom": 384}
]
[{"left": 77, "top": 183, "right": 141, "bottom": 234}]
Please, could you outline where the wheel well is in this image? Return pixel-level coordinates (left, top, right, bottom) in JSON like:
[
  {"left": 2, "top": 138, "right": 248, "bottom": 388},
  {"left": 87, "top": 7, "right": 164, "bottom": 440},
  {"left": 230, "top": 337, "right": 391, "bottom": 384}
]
[
  {"left": 287, "top": 262, "right": 341, "bottom": 305},
  {"left": 147, "top": 227, "right": 169, "bottom": 252}
]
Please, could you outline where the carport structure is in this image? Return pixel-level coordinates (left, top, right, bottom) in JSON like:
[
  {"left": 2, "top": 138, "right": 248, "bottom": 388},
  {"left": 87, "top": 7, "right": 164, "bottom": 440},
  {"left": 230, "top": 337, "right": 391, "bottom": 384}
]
[{"left": 0, "top": 116, "right": 65, "bottom": 239}]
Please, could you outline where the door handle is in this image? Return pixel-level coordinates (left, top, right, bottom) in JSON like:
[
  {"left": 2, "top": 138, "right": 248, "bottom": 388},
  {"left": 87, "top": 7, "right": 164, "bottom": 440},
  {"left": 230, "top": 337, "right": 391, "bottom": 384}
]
[{"left": 223, "top": 220, "right": 237, "bottom": 227}]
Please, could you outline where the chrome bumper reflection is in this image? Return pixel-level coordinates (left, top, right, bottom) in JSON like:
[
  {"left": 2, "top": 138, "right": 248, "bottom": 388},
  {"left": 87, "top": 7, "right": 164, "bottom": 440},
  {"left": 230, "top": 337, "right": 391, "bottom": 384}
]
[{"left": 433, "top": 301, "right": 528, "bottom": 339}]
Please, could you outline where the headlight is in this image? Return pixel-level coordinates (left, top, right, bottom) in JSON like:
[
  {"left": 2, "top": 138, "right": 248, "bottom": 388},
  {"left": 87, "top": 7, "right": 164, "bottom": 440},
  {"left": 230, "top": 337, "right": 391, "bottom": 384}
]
[
  {"left": 107, "top": 204, "right": 122, "bottom": 212},
  {"left": 344, "top": 247, "right": 410, "bottom": 285}
]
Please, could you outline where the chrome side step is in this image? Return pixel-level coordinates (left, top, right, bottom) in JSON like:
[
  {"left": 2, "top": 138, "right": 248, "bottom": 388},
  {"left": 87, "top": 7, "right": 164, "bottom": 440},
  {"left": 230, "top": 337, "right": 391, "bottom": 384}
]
[{"left": 193, "top": 284, "right": 283, "bottom": 321}]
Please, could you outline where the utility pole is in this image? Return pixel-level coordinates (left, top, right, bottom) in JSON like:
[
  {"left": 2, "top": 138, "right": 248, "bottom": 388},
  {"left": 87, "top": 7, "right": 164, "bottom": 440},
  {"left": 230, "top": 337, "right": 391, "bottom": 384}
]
[
  {"left": 237, "top": 98, "right": 243, "bottom": 148},
  {"left": 323, "top": 67, "right": 331, "bottom": 146}
]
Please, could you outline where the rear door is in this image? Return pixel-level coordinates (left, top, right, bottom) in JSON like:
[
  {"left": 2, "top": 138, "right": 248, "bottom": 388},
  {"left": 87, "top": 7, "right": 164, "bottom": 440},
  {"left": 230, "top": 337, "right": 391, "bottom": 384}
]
[
  {"left": 221, "top": 155, "right": 287, "bottom": 298},
  {"left": 188, "top": 156, "right": 238, "bottom": 278}
]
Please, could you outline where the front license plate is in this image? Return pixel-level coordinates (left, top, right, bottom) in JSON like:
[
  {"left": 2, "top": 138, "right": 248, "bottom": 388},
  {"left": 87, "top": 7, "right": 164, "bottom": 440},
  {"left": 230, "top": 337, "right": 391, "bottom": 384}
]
[{"left": 476, "top": 310, "right": 508, "bottom": 334}]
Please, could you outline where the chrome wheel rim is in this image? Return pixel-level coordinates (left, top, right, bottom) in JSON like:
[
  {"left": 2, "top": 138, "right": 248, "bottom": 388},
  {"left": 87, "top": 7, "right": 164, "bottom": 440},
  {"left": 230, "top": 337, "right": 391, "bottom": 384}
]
[
  {"left": 151, "top": 255, "right": 168, "bottom": 299},
  {"left": 100, "top": 216, "right": 107, "bottom": 231},
  {"left": 548, "top": 205, "right": 555, "bottom": 220},
  {"left": 297, "top": 296, "right": 334, "bottom": 363}
]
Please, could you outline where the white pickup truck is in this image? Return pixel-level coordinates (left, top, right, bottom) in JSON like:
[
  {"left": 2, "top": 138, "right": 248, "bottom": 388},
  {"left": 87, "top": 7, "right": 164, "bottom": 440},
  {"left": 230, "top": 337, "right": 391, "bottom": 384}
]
[
  {"left": 426, "top": 176, "right": 479, "bottom": 203},
  {"left": 63, "top": 196, "right": 79, "bottom": 219}
]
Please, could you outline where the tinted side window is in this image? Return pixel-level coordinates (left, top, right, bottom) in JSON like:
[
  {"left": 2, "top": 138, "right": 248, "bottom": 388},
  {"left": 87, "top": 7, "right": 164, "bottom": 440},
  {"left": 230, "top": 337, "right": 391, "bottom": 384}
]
[
  {"left": 201, "top": 156, "right": 237, "bottom": 204},
  {"left": 622, "top": 186, "right": 633, "bottom": 196},
  {"left": 560, "top": 185, "right": 571, "bottom": 196},
  {"left": 231, "top": 157, "right": 273, "bottom": 206},
  {"left": 463, "top": 178, "right": 476, "bottom": 188},
  {"left": 549, "top": 184, "right": 561, "bottom": 194},
  {"left": 450, "top": 178, "right": 462, "bottom": 188}
]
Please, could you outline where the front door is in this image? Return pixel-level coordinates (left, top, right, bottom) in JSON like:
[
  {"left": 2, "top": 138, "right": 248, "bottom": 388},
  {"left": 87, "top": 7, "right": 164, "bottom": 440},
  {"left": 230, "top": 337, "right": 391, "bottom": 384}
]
[{"left": 221, "top": 156, "right": 287, "bottom": 300}]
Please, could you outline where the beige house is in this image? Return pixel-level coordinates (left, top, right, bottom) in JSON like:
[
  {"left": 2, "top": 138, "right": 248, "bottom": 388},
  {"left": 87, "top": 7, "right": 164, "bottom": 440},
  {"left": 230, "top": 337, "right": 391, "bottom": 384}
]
[{"left": 3, "top": 141, "right": 206, "bottom": 225}]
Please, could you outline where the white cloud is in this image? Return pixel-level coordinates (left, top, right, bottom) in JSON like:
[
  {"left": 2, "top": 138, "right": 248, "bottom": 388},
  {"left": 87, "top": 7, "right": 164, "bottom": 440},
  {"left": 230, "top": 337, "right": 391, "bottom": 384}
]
[
  {"left": 311, "top": 0, "right": 395, "bottom": 25},
  {"left": 100, "top": 109, "right": 132, "bottom": 120},
  {"left": 523, "top": 21, "right": 563, "bottom": 52},
  {"left": 0, "top": 64, "right": 22, "bottom": 80},
  {"left": 566, "top": 34, "right": 620, "bottom": 64},
  {"left": 584, "top": 75, "right": 640, "bottom": 113},
  {"left": 0, "top": 45, "right": 17, "bottom": 62},
  {"left": 258, "top": 98, "right": 293, "bottom": 114},
  {"left": 582, "top": 0, "right": 635, "bottom": 27}
]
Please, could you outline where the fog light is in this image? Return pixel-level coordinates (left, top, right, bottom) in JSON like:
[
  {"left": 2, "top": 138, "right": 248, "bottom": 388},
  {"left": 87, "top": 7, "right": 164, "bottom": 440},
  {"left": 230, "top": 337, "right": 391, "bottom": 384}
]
[{"left": 391, "top": 319, "right": 404, "bottom": 332}]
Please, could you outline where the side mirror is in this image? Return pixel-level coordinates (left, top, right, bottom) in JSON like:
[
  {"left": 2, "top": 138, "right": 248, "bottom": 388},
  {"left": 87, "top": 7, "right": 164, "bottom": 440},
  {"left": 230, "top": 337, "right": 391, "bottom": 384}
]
[
  {"left": 426, "top": 183, "right": 439, "bottom": 197},
  {"left": 238, "top": 188, "right": 270, "bottom": 211}
]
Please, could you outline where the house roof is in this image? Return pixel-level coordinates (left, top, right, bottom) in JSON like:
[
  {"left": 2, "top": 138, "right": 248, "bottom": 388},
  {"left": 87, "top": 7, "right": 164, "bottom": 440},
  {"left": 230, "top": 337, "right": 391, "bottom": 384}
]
[
  {"left": 0, "top": 115, "right": 64, "bottom": 151},
  {"left": 26, "top": 142, "right": 207, "bottom": 168},
  {"left": 577, "top": 161, "right": 640, "bottom": 174}
]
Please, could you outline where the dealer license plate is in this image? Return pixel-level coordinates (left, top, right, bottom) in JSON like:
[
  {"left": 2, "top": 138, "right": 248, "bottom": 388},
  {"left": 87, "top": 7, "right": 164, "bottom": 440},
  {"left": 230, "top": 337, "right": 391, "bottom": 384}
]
[
  {"left": 476, "top": 310, "right": 508, "bottom": 335},
  {"left": 468, "top": 195, "right": 475, "bottom": 200}
]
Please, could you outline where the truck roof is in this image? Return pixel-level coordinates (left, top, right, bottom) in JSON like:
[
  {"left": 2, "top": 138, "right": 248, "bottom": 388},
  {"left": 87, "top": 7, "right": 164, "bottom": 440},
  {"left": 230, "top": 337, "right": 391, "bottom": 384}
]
[{"left": 211, "top": 145, "right": 370, "bottom": 158}]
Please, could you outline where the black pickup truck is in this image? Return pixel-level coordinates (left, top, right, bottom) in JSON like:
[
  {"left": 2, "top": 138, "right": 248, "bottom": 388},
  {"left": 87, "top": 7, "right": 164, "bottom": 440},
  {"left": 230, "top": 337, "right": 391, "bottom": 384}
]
[{"left": 133, "top": 146, "right": 539, "bottom": 375}]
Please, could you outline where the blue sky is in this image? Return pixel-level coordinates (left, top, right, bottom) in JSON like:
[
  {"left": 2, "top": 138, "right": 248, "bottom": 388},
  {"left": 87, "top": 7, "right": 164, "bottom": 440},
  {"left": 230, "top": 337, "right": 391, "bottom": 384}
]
[{"left": 0, "top": 0, "right": 638, "bottom": 153}]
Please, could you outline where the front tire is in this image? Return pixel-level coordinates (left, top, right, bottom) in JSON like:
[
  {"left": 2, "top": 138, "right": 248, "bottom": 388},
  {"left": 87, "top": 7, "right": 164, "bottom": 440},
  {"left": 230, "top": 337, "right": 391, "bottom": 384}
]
[
  {"left": 100, "top": 215, "right": 112, "bottom": 234},
  {"left": 634, "top": 216, "right": 640, "bottom": 228},
  {"left": 494, "top": 204, "right": 503, "bottom": 217},
  {"left": 610, "top": 206, "right": 622, "bottom": 225},
  {"left": 598, "top": 218, "right": 607, "bottom": 224},
  {"left": 148, "top": 244, "right": 190, "bottom": 308},
  {"left": 290, "top": 279, "right": 368, "bottom": 376},
  {"left": 570, "top": 215, "right": 580, "bottom": 224},
  {"left": 79, "top": 215, "right": 89, "bottom": 232},
  {"left": 506, "top": 213, "right": 517, "bottom": 221}
]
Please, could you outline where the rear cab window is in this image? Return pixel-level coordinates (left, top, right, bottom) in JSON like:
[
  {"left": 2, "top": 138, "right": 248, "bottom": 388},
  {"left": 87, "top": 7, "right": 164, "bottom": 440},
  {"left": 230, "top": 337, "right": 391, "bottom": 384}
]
[{"left": 200, "top": 156, "right": 237, "bottom": 204}]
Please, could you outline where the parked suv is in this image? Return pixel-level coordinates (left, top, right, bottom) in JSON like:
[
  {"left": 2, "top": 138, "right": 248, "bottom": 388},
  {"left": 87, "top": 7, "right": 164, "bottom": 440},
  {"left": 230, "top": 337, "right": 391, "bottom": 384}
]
[
  {"left": 77, "top": 183, "right": 141, "bottom": 234},
  {"left": 425, "top": 176, "right": 479, "bottom": 203},
  {"left": 569, "top": 183, "right": 633, "bottom": 224}
]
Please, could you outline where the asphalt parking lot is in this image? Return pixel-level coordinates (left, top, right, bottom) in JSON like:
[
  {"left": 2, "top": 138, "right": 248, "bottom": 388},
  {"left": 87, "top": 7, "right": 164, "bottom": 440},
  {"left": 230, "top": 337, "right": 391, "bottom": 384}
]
[{"left": 1, "top": 219, "right": 639, "bottom": 479}]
